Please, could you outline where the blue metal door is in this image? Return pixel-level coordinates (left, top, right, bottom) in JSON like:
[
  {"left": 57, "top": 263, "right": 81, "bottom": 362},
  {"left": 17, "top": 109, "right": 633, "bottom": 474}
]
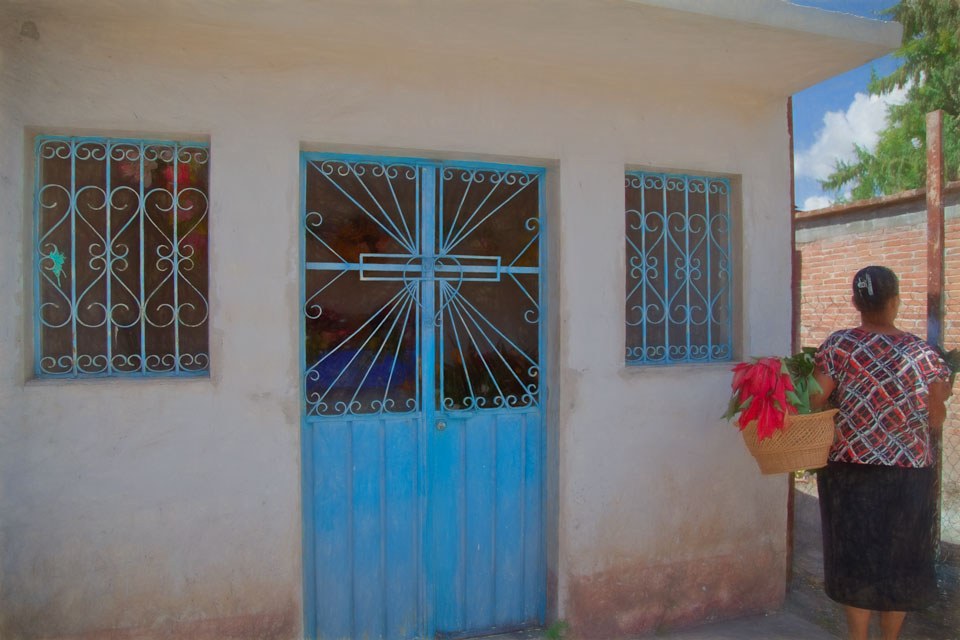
[{"left": 300, "top": 154, "right": 546, "bottom": 640}]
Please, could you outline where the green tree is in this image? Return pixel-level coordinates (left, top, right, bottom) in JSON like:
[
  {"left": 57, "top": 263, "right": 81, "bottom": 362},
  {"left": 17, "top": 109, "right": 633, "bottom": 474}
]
[{"left": 821, "top": 0, "right": 960, "bottom": 201}]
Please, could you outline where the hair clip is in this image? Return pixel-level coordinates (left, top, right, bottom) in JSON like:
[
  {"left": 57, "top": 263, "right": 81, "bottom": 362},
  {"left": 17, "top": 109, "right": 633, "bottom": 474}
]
[{"left": 856, "top": 274, "right": 874, "bottom": 296}]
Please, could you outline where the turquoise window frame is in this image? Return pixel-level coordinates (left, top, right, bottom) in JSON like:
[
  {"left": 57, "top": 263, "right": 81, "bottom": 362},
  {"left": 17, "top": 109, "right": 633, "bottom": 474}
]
[
  {"left": 33, "top": 135, "right": 211, "bottom": 378},
  {"left": 625, "top": 170, "right": 733, "bottom": 365}
]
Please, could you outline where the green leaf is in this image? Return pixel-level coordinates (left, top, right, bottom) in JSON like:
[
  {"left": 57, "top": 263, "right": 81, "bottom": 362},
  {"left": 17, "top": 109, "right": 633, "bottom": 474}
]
[{"left": 722, "top": 391, "right": 744, "bottom": 421}]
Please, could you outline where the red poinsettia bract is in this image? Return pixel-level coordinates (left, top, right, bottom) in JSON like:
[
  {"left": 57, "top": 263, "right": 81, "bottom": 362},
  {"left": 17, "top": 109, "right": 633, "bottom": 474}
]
[
  {"left": 162, "top": 162, "right": 192, "bottom": 188},
  {"left": 730, "top": 357, "right": 796, "bottom": 440}
]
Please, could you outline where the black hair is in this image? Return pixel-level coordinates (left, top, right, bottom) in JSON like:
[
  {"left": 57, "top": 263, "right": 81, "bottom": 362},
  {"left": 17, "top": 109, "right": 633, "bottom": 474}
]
[{"left": 851, "top": 265, "right": 899, "bottom": 313}]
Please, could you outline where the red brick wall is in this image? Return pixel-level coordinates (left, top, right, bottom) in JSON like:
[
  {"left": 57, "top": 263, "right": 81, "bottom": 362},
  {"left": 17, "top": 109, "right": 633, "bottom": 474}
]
[
  {"left": 798, "top": 215, "right": 960, "bottom": 424},
  {"left": 798, "top": 221, "right": 929, "bottom": 349}
]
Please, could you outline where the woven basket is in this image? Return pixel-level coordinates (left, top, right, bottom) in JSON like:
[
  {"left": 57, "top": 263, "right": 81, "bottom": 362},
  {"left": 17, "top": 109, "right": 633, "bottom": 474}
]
[{"left": 740, "top": 409, "right": 838, "bottom": 475}]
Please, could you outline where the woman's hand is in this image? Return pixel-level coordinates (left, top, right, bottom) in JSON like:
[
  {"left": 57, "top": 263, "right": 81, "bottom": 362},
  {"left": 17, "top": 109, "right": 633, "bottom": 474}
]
[{"left": 928, "top": 379, "right": 951, "bottom": 433}]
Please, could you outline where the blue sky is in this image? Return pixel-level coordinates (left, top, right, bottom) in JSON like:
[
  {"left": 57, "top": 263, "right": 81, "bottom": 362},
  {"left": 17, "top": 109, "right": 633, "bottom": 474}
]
[{"left": 789, "top": 0, "right": 903, "bottom": 210}]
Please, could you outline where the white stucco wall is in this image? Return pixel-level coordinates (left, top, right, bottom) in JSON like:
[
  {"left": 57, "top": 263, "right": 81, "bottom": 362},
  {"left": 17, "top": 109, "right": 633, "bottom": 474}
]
[{"left": 0, "top": 2, "right": 895, "bottom": 638}]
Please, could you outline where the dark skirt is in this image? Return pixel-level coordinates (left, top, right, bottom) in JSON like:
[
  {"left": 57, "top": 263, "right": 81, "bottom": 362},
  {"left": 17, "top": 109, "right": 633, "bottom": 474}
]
[{"left": 818, "top": 461, "right": 937, "bottom": 611}]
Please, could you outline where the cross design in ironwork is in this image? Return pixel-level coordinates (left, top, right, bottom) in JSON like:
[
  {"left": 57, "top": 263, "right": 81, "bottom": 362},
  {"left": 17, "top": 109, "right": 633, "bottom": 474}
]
[{"left": 358, "top": 253, "right": 501, "bottom": 282}]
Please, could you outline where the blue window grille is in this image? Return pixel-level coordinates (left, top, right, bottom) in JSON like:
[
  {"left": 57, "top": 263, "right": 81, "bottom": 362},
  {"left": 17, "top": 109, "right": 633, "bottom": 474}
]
[
  {"left": 625, "top": 170, "right": 733, "bottom": 365},
  {"left": 33, "top": 136, "right": 210, "bottom": 377}
]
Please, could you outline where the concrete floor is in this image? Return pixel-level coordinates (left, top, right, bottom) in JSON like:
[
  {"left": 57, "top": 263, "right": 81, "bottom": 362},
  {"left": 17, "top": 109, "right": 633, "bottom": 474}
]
[{"left": 650, "top": 612, "right": 839, "bottom": 639}]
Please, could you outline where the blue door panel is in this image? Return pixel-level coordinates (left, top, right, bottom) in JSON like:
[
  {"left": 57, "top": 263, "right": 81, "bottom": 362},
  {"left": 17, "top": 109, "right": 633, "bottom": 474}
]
[
  {"left": 523, "top": 412, "right": 545, "bottom": 623},
  {"left": 311, "top": 417, "right": 420, "bottom": 640},
  {"left": 493, "top": 413, "right": 524, "bottom": 627},
  {"left": 352, "top": 419, "right": 386, "bottom": 640},
  {"left": 464, "top": 415, "right": 495, "bottom": 630},
  {"left": 431, "top": 410, "right": 543, "bottom": 636},
  {"left": 427, "top": 416, "right": 465, "bottom": 633},
  {"left": 312, "top": 423, "right": 352, "bottom": 640},
  {"left": 385, "top": 421, "right": 419, "bottom": 639}
]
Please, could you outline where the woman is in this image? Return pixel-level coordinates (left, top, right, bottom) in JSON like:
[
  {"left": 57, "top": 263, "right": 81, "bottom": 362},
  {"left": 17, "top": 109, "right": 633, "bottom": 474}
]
[{"left": 810, "top": 265, "right": 951, "bottom": 640}]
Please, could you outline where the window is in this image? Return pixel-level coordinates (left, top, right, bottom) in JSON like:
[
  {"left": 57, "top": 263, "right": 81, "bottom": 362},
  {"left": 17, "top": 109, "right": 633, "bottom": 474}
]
[
  {"left": 33, "top": 136, "right": 210, "bottom": 377},
  {"left": 625, "top": 170, "right": 732, "bottom": 365}
]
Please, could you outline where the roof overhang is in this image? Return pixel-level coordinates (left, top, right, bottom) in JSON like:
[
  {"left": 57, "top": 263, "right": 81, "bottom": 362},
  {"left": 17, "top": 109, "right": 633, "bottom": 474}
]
[
  {"left": 627, "top": 0, "right": 903, "bottom": 95},
  {"left": 3, "top": 0, "right": 901, "bottom": 99}
]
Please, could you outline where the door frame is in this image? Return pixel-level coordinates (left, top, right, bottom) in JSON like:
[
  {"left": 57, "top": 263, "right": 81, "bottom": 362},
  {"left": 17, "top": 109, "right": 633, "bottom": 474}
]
[{"left": 298, "top": 151, "right": 549, "bottom": 639}]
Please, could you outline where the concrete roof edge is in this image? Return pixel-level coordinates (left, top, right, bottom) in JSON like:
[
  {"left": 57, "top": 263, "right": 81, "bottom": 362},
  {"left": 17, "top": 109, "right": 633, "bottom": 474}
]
[{"left": 628, "top": 0, "right": 903, "bottom": 48}]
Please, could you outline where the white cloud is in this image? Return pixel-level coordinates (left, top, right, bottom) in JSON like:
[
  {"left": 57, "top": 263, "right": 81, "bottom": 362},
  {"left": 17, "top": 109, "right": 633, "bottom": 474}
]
[
  {"left": 794, "top": 85, "right": 909, "bottom": 183},
  {"left": 801, "top": 195, "right": 834, "bottom": 210}
]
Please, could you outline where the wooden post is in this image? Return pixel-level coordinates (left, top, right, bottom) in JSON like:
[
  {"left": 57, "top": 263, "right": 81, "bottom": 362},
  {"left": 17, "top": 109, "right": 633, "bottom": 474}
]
[
  {"left": 927, "top": 109, "right": 945, "bottom": 347},
  {"left": 926, "top": 109, "right": 945, "bottom": 549},
  {"left": 790, "top": 96, "right": 800, "bottom": 354}
]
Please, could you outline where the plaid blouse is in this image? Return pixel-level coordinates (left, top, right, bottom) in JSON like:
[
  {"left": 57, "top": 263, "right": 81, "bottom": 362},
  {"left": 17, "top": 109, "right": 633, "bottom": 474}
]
[{"left": 815, "top": 329, "right": 949, "bottom": 467}]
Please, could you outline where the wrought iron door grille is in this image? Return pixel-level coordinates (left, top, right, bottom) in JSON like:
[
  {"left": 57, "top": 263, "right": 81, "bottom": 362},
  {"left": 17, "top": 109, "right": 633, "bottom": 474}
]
[
  {"left": 625, "top": 170, "right": 733, "bottom": 365},
  {"left": 301, "top": 155, "right": 543, "bottom": 417},
  {"left": 33, "top": 136, "right": 210, "bottom": 377}
]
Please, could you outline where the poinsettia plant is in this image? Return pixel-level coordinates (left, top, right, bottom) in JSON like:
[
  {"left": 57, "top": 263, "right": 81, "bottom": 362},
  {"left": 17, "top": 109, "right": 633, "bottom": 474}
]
[{"left": 722, "top": 348, "right": 824, "bottom": 441}]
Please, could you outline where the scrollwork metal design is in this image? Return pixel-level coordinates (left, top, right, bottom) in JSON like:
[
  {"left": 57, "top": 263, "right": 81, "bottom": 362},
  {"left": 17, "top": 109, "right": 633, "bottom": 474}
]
[
  {"left": 437, "top": 279, "right": 540, "bottom": 412},
  {"left": 625, "top": 171, "right": 732, "bottom": 365},
  {"left": 303, "top": 281, "right": 419, "bottom": 418},
  {"left": 309, "top": 158, "right": 420, "bottom": 255},
  {"left": 34, "top": 136, "right": 210, "bottom": 377}
]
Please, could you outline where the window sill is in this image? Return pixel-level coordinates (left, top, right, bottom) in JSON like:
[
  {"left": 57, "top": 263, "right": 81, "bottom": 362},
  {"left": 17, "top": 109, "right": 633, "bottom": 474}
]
[
  {"left": 619, "top": 360, "right": 735, "bottom": 378},
  {"left": 24, "top": 372, "right": 212, "bottom": 389}
]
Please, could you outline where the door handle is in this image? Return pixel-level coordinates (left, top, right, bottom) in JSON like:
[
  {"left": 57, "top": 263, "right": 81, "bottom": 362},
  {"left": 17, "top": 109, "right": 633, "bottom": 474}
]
[{"left": 436, "top": 421, "right": 446, "bottom": 431}]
